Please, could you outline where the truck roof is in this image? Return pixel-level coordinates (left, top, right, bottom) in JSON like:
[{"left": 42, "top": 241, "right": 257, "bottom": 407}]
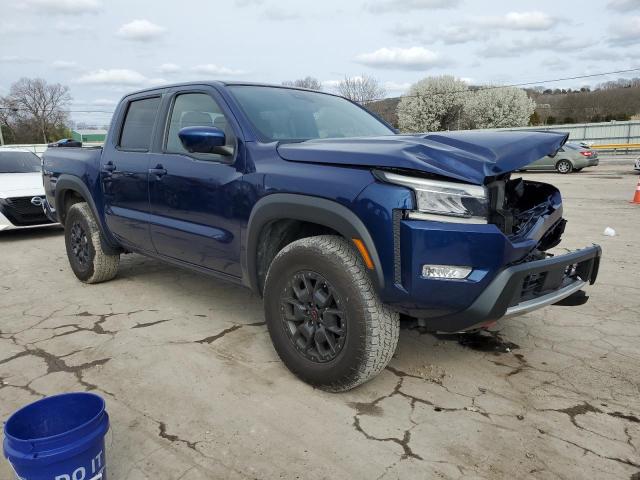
[{"left": 122, "top": 81, "right": 342, "bottom": 99}]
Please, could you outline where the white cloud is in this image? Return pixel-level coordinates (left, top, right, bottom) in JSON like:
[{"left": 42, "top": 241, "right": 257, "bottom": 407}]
[
  {"left": 51, "top": 60, "right": 79, "bottom": 70},
  {"left": 235, "top": 0, "right": 263, "bottom": 5},
  {"left": 191, "top": 64, "right": 247, "bottom": 76},
  {"left": 117, "top": 19, "right": 166, "bottom": 41},
  {"left": 0, "top": 56, "right": 39, "bottom": 64},
  {"left": 158, "top": 63, "right": 181, "bottom": 74},
  {"left": 479, "top": 35, "right": 593, "bottom": 58},
  {"left": 607, "top": 0, "right": 640, "bottom": 11},
  {"left": 476, "top": 11, "right": 558, "bottom": 31},
  {"left": 22, "top": 0, "right": 101, "bottom": 15},
  {"left": 609, "top": 16, "right": 640, "bottom": 45},
  {"left": 438, "top": 25, "right": 489, "bottom": 44},
  {"left": 76, "top": 69, "right": 150, "bottom": 86},
  {"left": 368, "top": 0, "right": 460, "bottom": 13},
  {"left": 355, "top": 47, "right": 448, "bottom": 71}
]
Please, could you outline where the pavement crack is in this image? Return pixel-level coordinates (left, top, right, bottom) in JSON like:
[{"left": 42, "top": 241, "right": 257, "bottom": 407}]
[
  {"left": 195, "top": 325, "right": 242, "bottom": 344},
  {"left": 609, "top": 412, "right": 640, "bottom": 424},
  {"left": 537, "top": 428, "right": 640, "bottom": 469},
  {"left": 194, "top": 322, "right": 264, "bottom": 345},
  {"left": 132, "top": 319, "right": 170, "bottom": 329},
  {"left": 352, "top": 415, "right": 422, "bottom": 461},
  {"left": 27, "top": 347, "right": 111, "bottom": 391},
  {"left": 157, "top": 421, "right": 198, "bottom": 451}
]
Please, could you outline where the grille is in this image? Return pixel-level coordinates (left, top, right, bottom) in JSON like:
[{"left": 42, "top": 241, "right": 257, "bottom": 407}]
[{"left": 1, "top": 196, "right": 52, "bottom": 226}]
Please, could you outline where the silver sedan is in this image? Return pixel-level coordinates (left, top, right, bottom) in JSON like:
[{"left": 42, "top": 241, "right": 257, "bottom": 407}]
[{"left": 524, "top": 142, "right": 599, "bottom": 174}]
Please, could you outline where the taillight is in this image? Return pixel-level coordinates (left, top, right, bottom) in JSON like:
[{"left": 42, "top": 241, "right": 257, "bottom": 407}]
[{"left": 580, "top": 151, "right": 593, "bottom": 157}]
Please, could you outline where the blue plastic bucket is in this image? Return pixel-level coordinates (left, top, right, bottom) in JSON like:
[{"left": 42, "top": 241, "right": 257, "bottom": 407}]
[{"left": 3, "top": 392, "right": 109, "bottom": 480}]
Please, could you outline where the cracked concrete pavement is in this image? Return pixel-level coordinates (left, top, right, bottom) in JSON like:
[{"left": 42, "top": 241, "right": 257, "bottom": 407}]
[{"left": 1, "top": 163, "right": 639, "bottom": 479}]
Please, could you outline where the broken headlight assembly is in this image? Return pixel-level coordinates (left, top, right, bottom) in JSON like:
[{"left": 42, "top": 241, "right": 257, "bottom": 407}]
[{"left": 374, "top": 170, "right": 489, "bottom": 223}]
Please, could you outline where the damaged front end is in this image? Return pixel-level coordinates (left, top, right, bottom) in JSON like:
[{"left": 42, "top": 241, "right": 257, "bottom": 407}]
[
  {"left": 488, "top": 175, "right": 566, "bottom": 256},
  {"left": 419, "top": 174, "right": 602, "bottom": 332}
]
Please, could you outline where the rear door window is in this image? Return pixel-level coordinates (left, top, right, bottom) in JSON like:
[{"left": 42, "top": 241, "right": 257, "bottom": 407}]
[{"left": 119, "top": 97, "right": 161, "bottom": 150}]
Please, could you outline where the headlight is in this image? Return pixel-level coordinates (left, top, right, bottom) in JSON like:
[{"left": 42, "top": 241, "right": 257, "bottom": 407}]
[{"left": 374, "top": 170, "right": 488, "bottom": 223}]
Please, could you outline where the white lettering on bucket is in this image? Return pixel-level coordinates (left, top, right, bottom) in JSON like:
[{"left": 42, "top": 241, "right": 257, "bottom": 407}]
[
  {"left": 72, "top": 467, "right": 86, "bottom": 480},
  {"left": 52, "top": 449, "right": 103, "bottom": 480},
  {"left": 92, "top": 450, "right": 103, "bottom": 473},
  {"left": 54, "top": 466, "right": 86, "bottom": 480}
]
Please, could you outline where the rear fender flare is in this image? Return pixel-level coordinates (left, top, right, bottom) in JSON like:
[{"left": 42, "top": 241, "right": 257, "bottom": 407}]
[
  {"left": 244, "top": 194, "right": 384, "bottom": 293},
  {"left": 55, "top": 175, "right": 122, "bottom": 254}
]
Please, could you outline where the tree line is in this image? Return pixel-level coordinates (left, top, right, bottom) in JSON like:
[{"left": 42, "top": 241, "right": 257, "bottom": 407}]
[{"left": 0, "top": 78, "right": 72, "bottom": 144}]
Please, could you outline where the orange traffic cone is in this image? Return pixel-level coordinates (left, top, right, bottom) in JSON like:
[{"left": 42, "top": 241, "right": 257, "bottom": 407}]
[{"left": 632, "top": 177, "right": 640, "bottom": 204}]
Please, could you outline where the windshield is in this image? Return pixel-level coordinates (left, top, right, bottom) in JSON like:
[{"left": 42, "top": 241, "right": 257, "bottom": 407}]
[
  {"left": 0, "top": 151, "right": 41, "bottom": 173},
  {"left": 228, "top": 86, "right": 394, "bottom": 142}
]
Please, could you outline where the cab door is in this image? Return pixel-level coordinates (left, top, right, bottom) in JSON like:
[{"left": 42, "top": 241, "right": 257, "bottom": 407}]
[
  {"left": 102, "top": 94, "right": 162, "bottom": 250},
  {"left": 146, "top": 88, "right": 244, "bottom": 277}
]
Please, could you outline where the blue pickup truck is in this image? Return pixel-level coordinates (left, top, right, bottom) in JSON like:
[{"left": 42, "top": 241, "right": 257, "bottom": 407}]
[{"left": 42, "top": 82, "right": 601, "bottom": 391}]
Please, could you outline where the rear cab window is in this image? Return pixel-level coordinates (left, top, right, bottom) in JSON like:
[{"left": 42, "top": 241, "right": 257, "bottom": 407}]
[{"left": 119, "top": 97, "right": 161, "bottom": 151}]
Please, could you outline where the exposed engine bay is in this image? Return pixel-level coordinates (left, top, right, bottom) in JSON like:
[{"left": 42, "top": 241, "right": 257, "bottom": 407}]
[{"left": 488, "top": 175, "right": 566, "bottom": 252}]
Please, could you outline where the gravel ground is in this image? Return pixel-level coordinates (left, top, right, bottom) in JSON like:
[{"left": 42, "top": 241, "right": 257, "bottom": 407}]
[{"left": 1, "top": 162, "right": 639, "bottom": 479}]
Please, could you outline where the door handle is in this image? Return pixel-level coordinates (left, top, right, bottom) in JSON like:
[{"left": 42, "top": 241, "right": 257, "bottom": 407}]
[
  {"left": 102, "top": 162, "right": 116, "bottom": 173},
  {"left": 149, "top": 165, "right": 167, "bottom": 178}
]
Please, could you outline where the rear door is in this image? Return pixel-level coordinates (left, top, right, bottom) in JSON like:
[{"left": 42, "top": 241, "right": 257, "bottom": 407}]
[
  {"left": 102, "top": 93, "right": 162, "bottom": 250},
  {"left": 147, "top": 87, "right": 244, "bottom": 277}
]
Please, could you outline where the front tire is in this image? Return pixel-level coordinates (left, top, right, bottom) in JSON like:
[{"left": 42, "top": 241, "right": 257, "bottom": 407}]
[
  {"left": 556, "top": 159, "right": 573, "bottom": 174},
  {"left": 64, "top": 202, "right": 119, "bottom": 283},
  {"left": 263, "top": 236, "right": 399, "bottom": 392}
]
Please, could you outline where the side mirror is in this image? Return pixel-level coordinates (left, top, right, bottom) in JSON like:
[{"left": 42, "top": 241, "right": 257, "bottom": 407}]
[{"left": 178, "top": 126, "right": 232, "bottom": 156}]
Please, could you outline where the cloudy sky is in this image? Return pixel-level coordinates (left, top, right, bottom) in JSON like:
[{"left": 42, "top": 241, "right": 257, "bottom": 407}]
[{"left": 1, "top": 0, "right": 639, "bottom": 125}]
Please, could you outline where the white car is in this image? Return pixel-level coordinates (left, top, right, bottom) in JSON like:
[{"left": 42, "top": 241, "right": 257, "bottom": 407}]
[
  {"left": 635, "top": 157, "right": 640, "bottom": 172},
  {"left": 0, "top": 148, "right": 57, "bottom": 231}
]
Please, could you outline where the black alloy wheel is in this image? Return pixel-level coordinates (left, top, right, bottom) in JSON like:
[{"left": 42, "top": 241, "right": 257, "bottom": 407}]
[
  {"left": 70, "top": 221, "right": 90, "bottom": 268},
  {"left": 279, "top": 271, "right": 347, "bottom": 363}
]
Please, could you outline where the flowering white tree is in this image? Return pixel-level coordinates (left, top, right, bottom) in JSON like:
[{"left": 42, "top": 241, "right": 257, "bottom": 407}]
[
  {"left": 397, "top": 76, "right": 468, "bottom": 132},
  {"left": 463, "top": 87, "right": 535, "bottom": 129}
]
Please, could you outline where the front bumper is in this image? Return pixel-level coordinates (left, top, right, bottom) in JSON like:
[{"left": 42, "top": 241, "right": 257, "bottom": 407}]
[{"left": 420, "top": 245, "right": 601, "bottom": 332}]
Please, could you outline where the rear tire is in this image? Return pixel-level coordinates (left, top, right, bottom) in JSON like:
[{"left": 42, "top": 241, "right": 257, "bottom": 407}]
[
  {"left": 65, "top": 202, "right": 119, "bottom": 283},
  {"left": 263, "top": 235, "right": 399, "bottom": 392},
  {"left": 556, "top": 159, "right": 573, "bottom": 174}
]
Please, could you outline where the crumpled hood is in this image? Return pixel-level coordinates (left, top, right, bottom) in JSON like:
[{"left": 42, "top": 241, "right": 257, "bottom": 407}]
[
  {"left": 277, "top": 130, "right": 568, "bottom": 185},
  {"left": 0, "top": 172, "right": 45, "bottom": 199}
]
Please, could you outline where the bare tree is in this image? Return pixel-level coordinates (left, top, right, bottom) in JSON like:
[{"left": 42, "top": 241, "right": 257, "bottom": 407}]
[
  {"left": 282, "top": 76, "right": 323, "bottom": 91},
  {"left": 3, "top": 78, "right": 71, "bottom": 143},
  {"left": 336, "top": 75, "right": 386, "bottom": 104}
]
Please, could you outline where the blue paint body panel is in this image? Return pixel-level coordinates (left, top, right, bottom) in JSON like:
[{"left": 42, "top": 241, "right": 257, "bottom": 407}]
[{"left": 41, "top": 81, "right": 596, "bottom": 328}]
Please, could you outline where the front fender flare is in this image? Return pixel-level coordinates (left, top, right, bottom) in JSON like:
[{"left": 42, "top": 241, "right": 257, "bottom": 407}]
[{"left": 244, "top": 194, "right": 384, "bottom": 294}]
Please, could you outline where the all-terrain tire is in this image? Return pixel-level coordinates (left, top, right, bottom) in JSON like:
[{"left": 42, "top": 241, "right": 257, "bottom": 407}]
[
  {"left": 263, "top": 235, "right": 400, "bottom": 392},
  {"left": 64, "top": 202, "right": 119, "bottom": 283},
  {"left": 556, "top": 159, "right": 573, "bottom": 174}
]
